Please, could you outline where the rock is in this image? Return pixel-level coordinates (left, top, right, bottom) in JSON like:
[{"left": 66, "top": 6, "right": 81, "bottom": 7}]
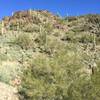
[{"left": 0, "top": 82, "right": 19, "bottom": 100}]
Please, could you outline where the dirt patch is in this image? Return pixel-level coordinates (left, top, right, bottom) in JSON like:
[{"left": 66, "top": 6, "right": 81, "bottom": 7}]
[{"left": 0, "top": 82, "right": 19, "bottom": 100}]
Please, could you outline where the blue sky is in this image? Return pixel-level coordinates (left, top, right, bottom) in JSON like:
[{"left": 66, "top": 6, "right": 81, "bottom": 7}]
[{"left": 0, "top": 0, "right": 100, "bottom": 19}]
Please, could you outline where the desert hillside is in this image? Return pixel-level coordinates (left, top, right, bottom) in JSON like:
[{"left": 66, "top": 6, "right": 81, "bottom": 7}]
[{"left": 0, "top": 10, "right": 100, "bottom": 100}]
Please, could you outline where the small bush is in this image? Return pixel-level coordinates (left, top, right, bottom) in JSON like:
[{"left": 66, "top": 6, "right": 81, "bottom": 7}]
[
  {"left": 13, "top": 33, "right": 33, "bottom": 49},
  {"left": 23, "top": 24, "right": 40, "bottom": 32},
  {"left": 79, "top": 34, "right": 94, "bottom": 43}
]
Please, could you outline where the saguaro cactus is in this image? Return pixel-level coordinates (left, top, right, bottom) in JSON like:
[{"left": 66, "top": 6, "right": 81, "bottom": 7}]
[
  {"left": 12, "top": 11, "right": 14, "bottom": 16},
  {"left": 1, "top": 20, "right": 4, "bottom": 35},
  {"left": 29, "top": 9, "right": 32, "bottom": 16}
]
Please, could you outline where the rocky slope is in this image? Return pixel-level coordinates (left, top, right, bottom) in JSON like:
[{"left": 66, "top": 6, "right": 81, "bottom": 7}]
[{"left": 0, "top": 10, "right": 100, "bottom": 100}]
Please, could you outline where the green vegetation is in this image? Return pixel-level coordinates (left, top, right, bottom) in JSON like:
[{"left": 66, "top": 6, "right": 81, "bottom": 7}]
[
  {"left": 12, "top": 33, "right": 33, "bottom": 49},
  {"left": 0, "top": 10, "right": 100, "bottom": 100}
]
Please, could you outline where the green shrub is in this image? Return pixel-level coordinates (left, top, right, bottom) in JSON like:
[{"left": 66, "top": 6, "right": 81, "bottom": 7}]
[
  {"left": 79, "top": 34, "right": 94, "bottom": 43},
  {"left": 19, "top": 44, "right": 85, "bottom": 100},
  {"left": 13, "top": 33, "right": 33, "bottom": 49},
  {"left": 23, "top": 24, "right": 40, "bottom": 32},
  {"left": 0, "top": 61, "right": 22, "bottom": 84}
]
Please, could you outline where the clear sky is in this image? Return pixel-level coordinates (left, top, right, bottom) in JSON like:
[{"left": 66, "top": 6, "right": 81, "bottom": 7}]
[{"left": 0, "top": 0, "right": 100, "bottom": 19}]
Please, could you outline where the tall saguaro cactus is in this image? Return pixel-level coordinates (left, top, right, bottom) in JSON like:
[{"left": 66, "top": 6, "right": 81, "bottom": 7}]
[
  {"left": 29, "top": 9, "right": 32, "bottom": 16},
  {"left": 1, "top": 20, "right": 4, "bottom": 35},
  {"left": 12, "top": 11, "right": 14, "bottom": 16},
  {"left": 91, "top": 29, "right": 97, "bottom": 74}
]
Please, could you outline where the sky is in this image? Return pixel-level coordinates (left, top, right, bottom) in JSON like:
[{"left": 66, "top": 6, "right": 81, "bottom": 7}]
[{"left": 0, "top": 0, "right": 100, "bottom": 19}]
